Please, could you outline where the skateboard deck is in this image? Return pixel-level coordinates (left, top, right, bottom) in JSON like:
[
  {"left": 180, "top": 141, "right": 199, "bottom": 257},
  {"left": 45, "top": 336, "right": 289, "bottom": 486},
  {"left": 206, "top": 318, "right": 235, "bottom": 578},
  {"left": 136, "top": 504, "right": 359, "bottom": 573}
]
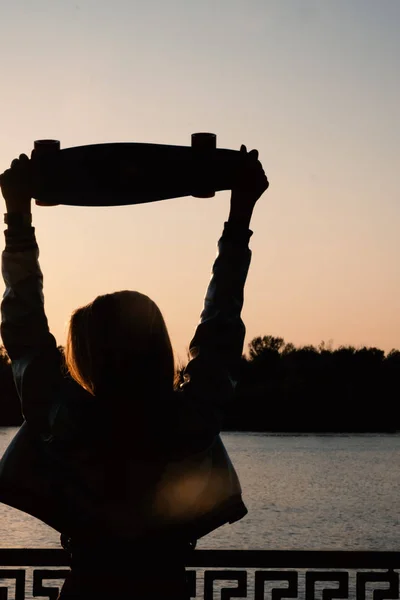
[{"left": 31, "top": 134, "right": 241, "bottom": 207}]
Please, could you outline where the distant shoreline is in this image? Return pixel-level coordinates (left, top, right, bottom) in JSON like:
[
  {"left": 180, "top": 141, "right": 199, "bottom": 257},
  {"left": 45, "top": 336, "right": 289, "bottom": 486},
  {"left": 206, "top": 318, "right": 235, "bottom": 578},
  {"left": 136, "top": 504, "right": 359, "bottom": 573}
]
[
  {"left": 0, "top": 423, "right": 398, "bottom": 435},
  {"left": 223, "top": 429, "right": 400, "bottom": 435}
]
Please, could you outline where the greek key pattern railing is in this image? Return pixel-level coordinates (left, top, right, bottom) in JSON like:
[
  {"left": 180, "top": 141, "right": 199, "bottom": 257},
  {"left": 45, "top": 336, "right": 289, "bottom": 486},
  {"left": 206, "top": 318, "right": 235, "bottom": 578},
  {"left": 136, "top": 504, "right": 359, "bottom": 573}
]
[{"left": 0, "top": 549, "right": 398, "bottom": 599}]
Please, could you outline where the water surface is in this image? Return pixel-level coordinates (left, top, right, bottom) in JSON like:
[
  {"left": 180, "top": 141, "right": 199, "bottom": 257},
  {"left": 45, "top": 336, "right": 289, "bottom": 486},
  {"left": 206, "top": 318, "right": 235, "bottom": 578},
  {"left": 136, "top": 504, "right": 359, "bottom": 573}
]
[{"left": 0, "top": 428, "right": 399, "bottom": 550}]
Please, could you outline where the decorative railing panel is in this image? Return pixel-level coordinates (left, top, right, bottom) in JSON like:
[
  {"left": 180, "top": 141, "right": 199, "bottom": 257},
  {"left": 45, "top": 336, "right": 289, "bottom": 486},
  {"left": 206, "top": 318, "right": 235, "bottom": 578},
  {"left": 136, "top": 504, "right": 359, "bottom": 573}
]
[{"left": 0, "top": 549, "right": 398, "bottom": 599}]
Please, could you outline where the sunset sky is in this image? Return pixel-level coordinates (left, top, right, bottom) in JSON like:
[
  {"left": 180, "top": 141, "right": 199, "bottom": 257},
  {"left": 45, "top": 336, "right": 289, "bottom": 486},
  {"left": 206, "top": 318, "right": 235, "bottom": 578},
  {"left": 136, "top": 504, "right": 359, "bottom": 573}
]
[{"left": 0, "top": 0, "right": 399, "bottom": 363}]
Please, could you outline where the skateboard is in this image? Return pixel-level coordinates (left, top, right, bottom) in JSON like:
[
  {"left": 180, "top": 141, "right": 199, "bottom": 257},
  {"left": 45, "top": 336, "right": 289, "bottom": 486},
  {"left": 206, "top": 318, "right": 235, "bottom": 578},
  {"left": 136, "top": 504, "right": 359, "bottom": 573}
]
[{"left": 31, "top": 133, "right": 241, "bottom": 207}]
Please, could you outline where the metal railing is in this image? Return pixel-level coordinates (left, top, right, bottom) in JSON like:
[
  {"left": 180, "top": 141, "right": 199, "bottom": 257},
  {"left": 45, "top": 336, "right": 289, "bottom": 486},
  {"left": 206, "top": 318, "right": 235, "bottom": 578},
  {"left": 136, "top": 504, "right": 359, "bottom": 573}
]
[{"left": 0, "top": 548, "right": 398, "bottom": 599}]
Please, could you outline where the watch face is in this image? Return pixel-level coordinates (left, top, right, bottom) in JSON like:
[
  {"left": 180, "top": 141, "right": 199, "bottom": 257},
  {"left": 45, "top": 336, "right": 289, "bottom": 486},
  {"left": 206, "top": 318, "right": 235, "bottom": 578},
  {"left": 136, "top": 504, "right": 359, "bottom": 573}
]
[{"left": 4, "top": 213, "right": 32, "bottom": 226}]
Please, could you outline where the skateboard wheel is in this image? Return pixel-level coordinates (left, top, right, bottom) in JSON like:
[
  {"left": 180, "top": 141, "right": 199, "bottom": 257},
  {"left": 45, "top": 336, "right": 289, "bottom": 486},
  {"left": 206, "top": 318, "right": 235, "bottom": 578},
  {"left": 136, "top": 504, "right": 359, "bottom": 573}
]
[
  {"left": 32, "top": 140, "right": 61, "bottom": 206},
  {"left": 191, "top": 132, "right": 216, "bottom": 151},
  {"left": 33, "top": 139, "right": 61, "bottom": 155},
  {"left": 191, "top": 133, "right": 216, "bottom": 197}
]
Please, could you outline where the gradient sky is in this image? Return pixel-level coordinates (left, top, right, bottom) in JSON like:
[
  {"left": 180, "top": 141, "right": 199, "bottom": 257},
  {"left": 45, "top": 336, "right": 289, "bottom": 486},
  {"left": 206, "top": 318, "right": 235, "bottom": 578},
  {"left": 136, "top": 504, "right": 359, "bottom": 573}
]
[{"left": 0, "top": 0, "right": 399, "bottom": 363}]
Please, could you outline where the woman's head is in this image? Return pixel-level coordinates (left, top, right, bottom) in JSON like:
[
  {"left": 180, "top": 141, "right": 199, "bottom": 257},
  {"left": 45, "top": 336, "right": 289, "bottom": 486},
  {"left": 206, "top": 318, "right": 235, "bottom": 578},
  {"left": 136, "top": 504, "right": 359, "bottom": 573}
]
[{"left": 65, "top": 290, "right": 175, "bottom": 398}]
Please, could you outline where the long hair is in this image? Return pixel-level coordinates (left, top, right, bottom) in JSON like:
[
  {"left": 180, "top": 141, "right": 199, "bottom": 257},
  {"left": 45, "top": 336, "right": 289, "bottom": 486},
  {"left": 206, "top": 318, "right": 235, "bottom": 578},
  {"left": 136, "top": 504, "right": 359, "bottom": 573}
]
[{"left": 65, "top": 290, "right": 175, "bottom": 403}]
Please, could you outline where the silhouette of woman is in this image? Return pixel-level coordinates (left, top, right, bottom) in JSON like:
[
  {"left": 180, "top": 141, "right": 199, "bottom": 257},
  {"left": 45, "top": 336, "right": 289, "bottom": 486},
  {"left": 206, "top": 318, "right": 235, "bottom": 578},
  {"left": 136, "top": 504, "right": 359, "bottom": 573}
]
[{"left": 0, "top": 146, "right": 268, "bottom": 599}]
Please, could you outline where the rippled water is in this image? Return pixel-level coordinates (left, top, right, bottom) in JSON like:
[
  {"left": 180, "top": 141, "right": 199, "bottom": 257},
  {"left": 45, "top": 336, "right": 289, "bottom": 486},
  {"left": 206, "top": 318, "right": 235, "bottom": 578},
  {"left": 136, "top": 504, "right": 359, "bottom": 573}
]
[{"left": 0, "top": 427, "right": 399, "bottom": 550}]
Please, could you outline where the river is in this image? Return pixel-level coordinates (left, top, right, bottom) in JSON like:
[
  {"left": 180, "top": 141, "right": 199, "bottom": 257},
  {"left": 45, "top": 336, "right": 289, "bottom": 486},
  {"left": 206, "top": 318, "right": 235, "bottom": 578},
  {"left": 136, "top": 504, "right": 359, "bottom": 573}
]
[{"left": 0, "top": 428, "right": 399, "bottom": 551}]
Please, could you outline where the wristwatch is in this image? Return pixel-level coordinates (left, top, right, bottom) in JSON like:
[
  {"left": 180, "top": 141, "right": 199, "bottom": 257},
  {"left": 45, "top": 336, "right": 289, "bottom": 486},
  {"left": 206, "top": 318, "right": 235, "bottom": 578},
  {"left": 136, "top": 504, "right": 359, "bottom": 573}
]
[{"left": 4, "top": 213, "right": 32, "bottom": 227}]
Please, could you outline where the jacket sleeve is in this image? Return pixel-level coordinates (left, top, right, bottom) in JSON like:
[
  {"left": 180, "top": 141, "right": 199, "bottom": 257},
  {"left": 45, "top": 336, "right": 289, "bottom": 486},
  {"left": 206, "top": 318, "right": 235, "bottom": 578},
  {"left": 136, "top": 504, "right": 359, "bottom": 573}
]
[
  {"left": 1, "top": 224, "right": 62, "bottom": 433},
  {"left": 176, "top": 220, "right": 252, "bottom": 443}
]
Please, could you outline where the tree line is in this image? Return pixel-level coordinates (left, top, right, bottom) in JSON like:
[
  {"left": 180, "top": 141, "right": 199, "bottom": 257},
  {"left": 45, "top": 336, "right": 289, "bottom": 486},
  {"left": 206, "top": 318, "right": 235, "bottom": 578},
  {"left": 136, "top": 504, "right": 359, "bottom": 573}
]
[
  {"left": 226, "top": 336, "right": 400, "bottom": 432},
  {"left": 1, "top": 337, "right": 399, "bottom": 431}
]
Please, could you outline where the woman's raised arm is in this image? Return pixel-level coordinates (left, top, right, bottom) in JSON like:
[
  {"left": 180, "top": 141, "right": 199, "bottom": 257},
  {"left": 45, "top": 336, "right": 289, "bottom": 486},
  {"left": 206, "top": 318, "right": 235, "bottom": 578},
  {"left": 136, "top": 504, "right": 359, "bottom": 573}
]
[
  {"left": 177, "top": 146, "right": 269, "bottom": 442},
  {"left": 0, "top": 154, "right": 61, "bottom": 429}
]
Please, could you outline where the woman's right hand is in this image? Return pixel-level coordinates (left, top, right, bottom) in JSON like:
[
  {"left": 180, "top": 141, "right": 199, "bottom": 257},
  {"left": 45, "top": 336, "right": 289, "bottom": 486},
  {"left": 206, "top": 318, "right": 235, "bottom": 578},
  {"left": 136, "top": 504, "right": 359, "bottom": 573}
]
[{"left": 228, "top": 145, "right": 269, "bottom": 228}]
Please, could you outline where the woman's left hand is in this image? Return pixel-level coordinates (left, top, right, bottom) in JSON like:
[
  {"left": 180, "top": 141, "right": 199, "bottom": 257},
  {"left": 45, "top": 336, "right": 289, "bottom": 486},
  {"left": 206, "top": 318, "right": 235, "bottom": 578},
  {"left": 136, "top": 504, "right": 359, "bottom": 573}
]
[{"left": 0, "top": 154, "right": 32, "bottom": 213}]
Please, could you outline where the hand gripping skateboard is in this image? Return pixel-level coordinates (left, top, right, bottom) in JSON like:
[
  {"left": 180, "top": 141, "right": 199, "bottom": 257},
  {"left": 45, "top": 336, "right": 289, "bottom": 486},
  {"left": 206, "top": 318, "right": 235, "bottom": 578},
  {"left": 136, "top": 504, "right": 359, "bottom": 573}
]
[{"left": 31, "top": 133, "right": 241, "bottom": 207}]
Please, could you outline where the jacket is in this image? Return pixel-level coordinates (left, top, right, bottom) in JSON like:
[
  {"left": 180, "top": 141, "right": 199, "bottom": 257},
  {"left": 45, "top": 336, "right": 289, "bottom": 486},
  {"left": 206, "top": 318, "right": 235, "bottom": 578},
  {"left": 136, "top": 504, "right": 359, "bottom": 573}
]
[{"left": 0, "top": 219, "right": 251, "bottom": 543}]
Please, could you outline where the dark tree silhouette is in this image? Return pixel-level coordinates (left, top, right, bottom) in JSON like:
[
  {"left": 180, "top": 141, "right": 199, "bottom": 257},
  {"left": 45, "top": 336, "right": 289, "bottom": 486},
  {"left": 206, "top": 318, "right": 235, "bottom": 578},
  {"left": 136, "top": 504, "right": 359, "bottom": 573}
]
[
  {"left": 0, "top": 339, "right": 399, "bottom": 431},
  {"left": 228, "top": 336, "right": 400, "bottom": 433},
  {"left": 0, "top": 346, "right": 23, "bottom": 425}
]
